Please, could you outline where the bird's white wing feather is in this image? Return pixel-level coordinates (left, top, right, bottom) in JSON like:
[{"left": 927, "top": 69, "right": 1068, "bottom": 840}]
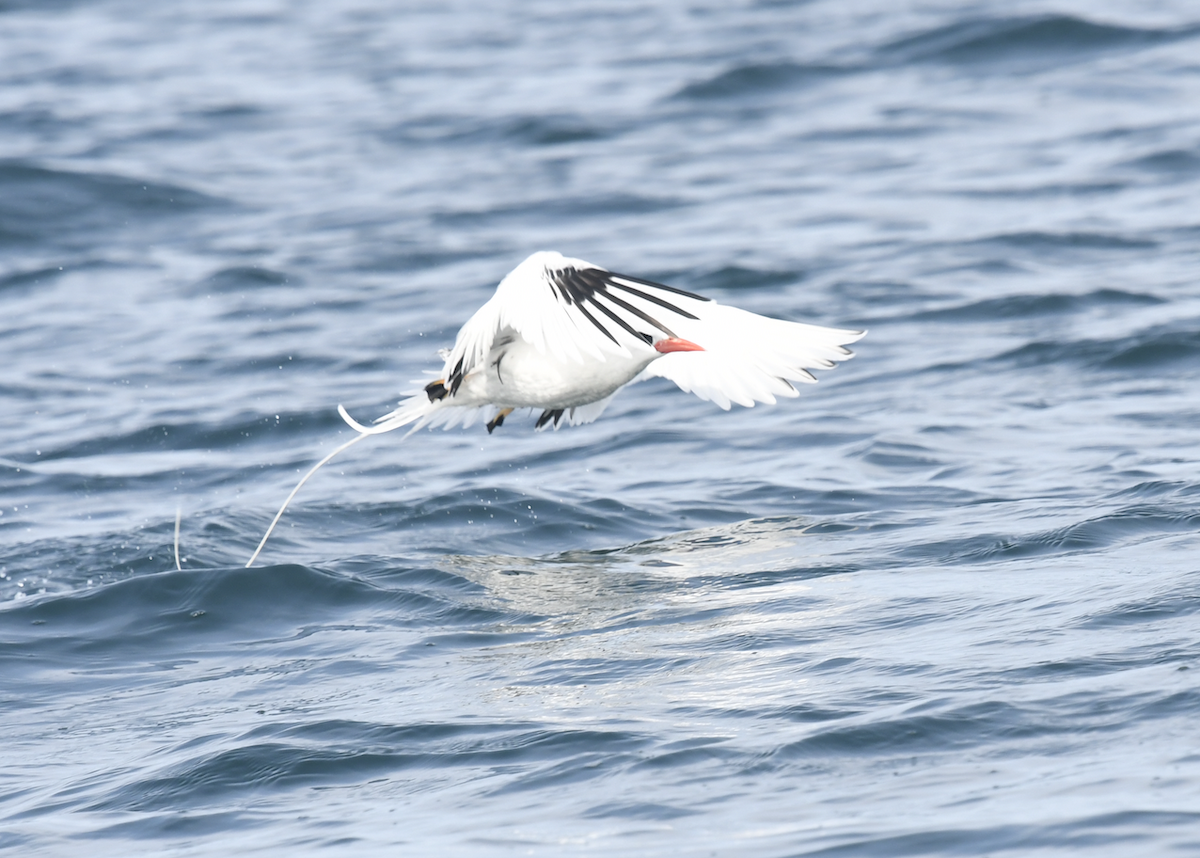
[
  {"left": 638, "top": 303, "right": 864, "bottom": 409},
  {"left": 439, "top": 251, "right": 716, "bottom": 391},
  {"left": 566, "top": 394, "right": 615, "bottom": 426}
]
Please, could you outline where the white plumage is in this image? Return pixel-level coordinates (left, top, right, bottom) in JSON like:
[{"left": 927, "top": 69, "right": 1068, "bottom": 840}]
[{"left": 340, "top": 250, "right": 864, "bottom": 435}]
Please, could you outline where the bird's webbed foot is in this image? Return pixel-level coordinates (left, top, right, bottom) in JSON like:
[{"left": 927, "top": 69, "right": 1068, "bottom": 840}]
[
  {"left": 486, "top": 407, "right": 513, "bottom": 434},
  {"left": 425, "top": 379, "right": 448, "bottom": 402}
]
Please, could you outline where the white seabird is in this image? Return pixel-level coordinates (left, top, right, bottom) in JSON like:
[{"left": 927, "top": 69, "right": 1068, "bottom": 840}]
[
  {"left": 246, "top": 251, "right": 864, "bottom": 566},
  {"left": 342, "top": 250, "right": 864, "bottom": 434}
]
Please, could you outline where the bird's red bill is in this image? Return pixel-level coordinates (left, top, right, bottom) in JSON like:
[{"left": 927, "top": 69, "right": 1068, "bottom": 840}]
[{"left": 654, "top": 337, "right": 704, "bottom": 354}]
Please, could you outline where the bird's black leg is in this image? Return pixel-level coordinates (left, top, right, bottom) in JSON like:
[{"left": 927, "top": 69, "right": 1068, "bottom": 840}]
[{"left": 486, "top": 407, "right": 513, "bottom": 434}]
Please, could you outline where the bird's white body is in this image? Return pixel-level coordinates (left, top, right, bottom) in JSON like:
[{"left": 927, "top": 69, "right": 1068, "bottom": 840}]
[
  {"left": 454, "top": 328, "right": 657, "bottom": 410},
  {"left": 340, "top": 250, "right": 865, "bottom": 435}
]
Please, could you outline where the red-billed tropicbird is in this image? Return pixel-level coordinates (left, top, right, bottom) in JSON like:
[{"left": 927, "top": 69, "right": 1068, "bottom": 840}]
[{"left": 246, "top": 251, "right": 864, "bottom": 565}]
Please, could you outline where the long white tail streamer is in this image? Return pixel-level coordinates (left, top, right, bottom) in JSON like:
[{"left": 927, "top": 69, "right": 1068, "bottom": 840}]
[
  {"left": 245, "top": 431, "right": 369, "bottom": 568},
  {"left": 245, "top": 404, "right": 429, "bottom": 567},
  {"left": 174, "top": 508, "right": 183, "bottom": 571},
  {"left": 337, "top": 403, "right": 408, "bottom": 435}
]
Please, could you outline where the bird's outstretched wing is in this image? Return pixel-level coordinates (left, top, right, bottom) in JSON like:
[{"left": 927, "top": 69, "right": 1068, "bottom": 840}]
[
  {"left": 437, "top": 250, "right": 862, "bottom": 411},
  {"left": 638, "top": 304, "right": 863, "bottom": 409},
  {"left": 437, "top": 250, "right": 712, "bottom": 393}
]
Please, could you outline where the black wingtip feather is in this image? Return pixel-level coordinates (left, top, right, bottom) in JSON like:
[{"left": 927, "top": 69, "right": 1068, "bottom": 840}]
[
  {"left": 546, "top": 264, "right": 703, "bottom": 345},
  {"left": 606, "top": 270, "right": 710, "bottom": 302}
]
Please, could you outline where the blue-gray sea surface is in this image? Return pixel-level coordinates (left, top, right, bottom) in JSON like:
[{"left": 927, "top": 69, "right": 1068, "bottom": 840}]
[{"left": 3, "top": 1, "right": 1200, "bottom": 855}]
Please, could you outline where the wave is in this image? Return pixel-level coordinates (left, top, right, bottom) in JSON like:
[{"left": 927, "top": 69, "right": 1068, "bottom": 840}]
[
  {"left": 0, "top": 563, "right": 511, "bottom": 656},
  {"left": 688, "top": 265, "right": 806, "bottom": 293},
  {"left": 857, "top": 439, "right": 946, "bottom": 472},
  {"left": 779, "top": 700, "right": 1074, "bottom": 757},
  {"left": 1121, "top": 148, "right": 1200, "bottom": 175},
  {"left": 952, "top": 181, "right": 1129, "bottom": 198},
  {"left": 670, "top": 14, "right": 1198, "bottom": 103},
  {"left": 905, "top": 289, "right": 1163, "bottom": 323},
  {"left": 672, "top": 62, "right": 846, "bottom": 100},
  {"left": 384, "top": 113, "right": 617, "bottom": 148},
  {"left": 902, "top": 504, "right": 1200, "bottom": 566},
  {"left": 194, "top": 266, "right": 295, "bottom": 293},
  {"left": 495, "top": 114, "right": 614, "bottom": 146},
  {"left": 1100, "top": 328, "right": 1200, "bottom": 369},
  {"left": 878, "top": 14, "right": 1197, "bottom": 68},
  {"left": 971, "top": 230, "right": 1157, "bottom": 251},
  {"left": 0, "top": 161, "right": 222, "bottom": 249},
  {"left": 20, "top": 409, "right": 347, "bottom": 464},
  {"left": 0, "top": 264, "right": 68, "bottom": 294},
  {"left": 789, "top": 812, "right": 1200, "bottom": 855},
  {"left": 431, "top": 192, "right": 683, "bottom": 227},
  {"left": 0, "top": 0, "right": 83, "bottom": 10},
  {"left": 1112, "top": 479, "right": 1200, "bottom": 501},
  {"left": 89, "top": 724, "right": 644, "bottom": 812},
  {"left": 989, "top": 327, "right": 1200, "bottom": 371},
  {"left": 1078, "top": 587, "right": 1200, "bottom": 629}
]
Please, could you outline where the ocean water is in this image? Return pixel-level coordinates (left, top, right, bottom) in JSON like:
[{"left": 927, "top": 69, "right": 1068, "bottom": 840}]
[{"left": 3, "top": 0, "right": 1200, "bottom": 854}]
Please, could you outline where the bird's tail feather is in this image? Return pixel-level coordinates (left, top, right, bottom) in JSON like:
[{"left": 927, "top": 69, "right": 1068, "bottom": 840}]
[
  {"left": 246, "top": 394, "right": 484, "bottom": 567},
  {"left": 340, "top": 393, "right": 485, "bottom": 434},
  {"left": 245, "top": 429, "right": 371, "bottom": 568},
  {"left": 339, "top": 394, "right": 441, "bottom": 435}
]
